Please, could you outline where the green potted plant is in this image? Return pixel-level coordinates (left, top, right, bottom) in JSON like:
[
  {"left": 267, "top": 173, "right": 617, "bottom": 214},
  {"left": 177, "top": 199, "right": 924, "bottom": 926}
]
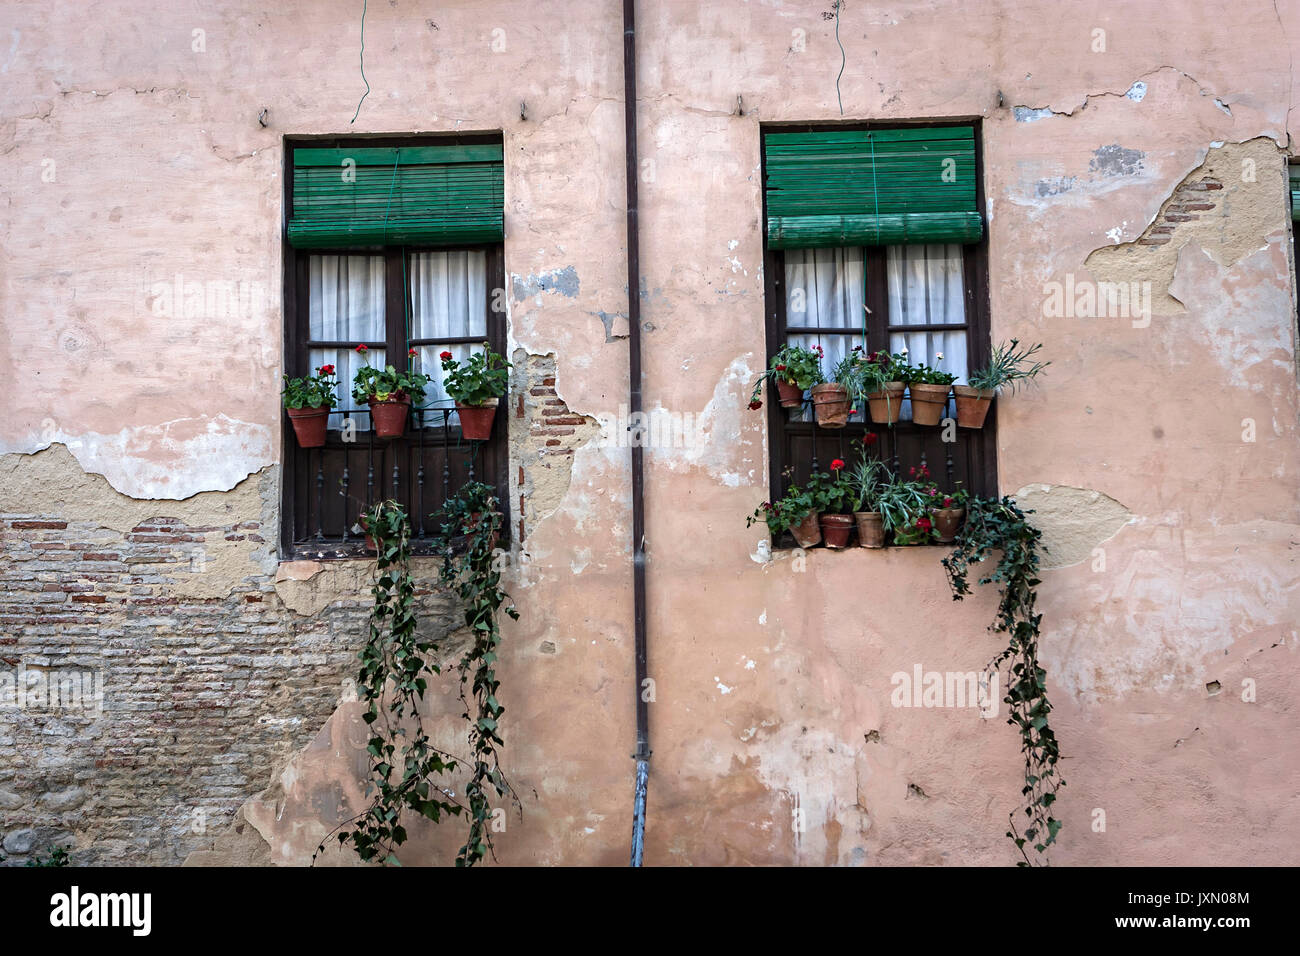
[
  {"left": 282, "top": 364, "right": 339, "bottom": 448},
  {"left": 352, "top": 346, "right": 431, "bottom": 439},
  {"left": 810, "top": 460, "right": 856, "bottom": 548},
  {"left": 847, "top": 434, "right": 888, "bottom": 548},
  {"left": 748, "top": 475, "right": 821, "bottom": 548},
  {"left": 892, "top": 464, "right": 942, "bottom": 545},
  {"left": 930, "top": 485, "right": 969, "bottom": 544},
  {"left": 811, "top": 348, "right": 860, "bottom": 428},
  {"left": 874, "top": 468, "right": 935, "bottom": 546},
  {"left": 440, "top": 344, "right": 512, "bottom": 441},
  {"left": 906, "top": 359, "right": 958, "bottom": 427},
  {"left": 957, "top": 339, "right": 1049, "bottom": 429},
  {"left": 863, "top": 350, "right": 908, "bottom": 425},
  {"left": 748, "top": 344, "right": 824, "bottom": 410},
  {"left": 432, "top": 479, "right": 503, "bottom": 551}
]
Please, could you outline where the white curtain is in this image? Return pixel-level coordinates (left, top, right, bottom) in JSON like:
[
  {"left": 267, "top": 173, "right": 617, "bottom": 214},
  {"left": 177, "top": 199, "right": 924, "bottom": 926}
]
[
  {"left": 783, "top": 247, "right": 865, "bottom": 421},
  {"left": 886, "top": 244, "right": 968, "bottom": 380},
  {"left": 410, "top": 251, "right": 488, "bottom": 424},
  {"left": 308, "top": 255, "right": 386, "bottom": 408},
  {"left": 886, "top": 244, "right": 967, "bottom": 421}
]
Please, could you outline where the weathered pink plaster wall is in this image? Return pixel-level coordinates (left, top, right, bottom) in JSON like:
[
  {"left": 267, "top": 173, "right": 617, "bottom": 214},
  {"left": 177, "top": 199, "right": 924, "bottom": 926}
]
[{"left": 2, "top": 0, "right": 1298, "bottom": 865}]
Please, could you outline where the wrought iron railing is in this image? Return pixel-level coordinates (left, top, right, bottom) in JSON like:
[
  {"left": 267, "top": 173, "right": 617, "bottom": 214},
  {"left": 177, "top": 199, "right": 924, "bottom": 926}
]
[{"left": 287, "top": 404, "right": 504, "bottom": 559}]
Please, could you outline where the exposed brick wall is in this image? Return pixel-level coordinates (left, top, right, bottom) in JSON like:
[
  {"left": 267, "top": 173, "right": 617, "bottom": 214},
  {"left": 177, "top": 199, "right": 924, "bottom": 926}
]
[
  {"left": 509, "top": 351, "right": 600, "bottom": 544},
  {"left": 1137, "top": 175, "right": 1224, "bottom": 245},
  {"left": 0, "top": 511, "right": 459, "bottom": 865}
]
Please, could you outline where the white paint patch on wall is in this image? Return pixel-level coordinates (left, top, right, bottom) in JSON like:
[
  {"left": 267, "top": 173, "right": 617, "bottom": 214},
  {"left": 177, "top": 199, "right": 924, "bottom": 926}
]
[{"left": 6, "top": 416, "right": 273, "bottom": 499}]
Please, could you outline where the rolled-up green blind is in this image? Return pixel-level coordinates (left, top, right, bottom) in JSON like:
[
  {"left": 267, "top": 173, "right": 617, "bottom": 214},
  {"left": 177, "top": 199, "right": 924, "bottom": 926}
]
[
  {"left": 1290, "top": 165, "right": 1300, "bottom": 221},
  {"left": 764, "top": 127, "right": 982, "bottom": 248},
  {"left": 287, "top": 145, "right": 504, "bottom": 248}
]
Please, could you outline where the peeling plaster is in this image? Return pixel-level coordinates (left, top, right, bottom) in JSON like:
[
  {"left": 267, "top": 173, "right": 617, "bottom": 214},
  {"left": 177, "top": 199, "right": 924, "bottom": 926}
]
[
  {"left": 511, "top": 265, "right": 581, "bottom": 301},
  {"left": 4, "top": 416, "right": 273, "bottom": 501},
  {"left": 1086, "top": 138, "right": 1286, "bottom": 315},
  {"left": 1012, "top": 483, "right": 1134, "bottom": 569}
]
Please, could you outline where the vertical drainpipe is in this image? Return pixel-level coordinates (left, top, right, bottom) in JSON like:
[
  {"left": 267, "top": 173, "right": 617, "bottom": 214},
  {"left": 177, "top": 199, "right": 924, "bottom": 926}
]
[{"left": 622, "top": 0, "right": 651, "bottom": 867}]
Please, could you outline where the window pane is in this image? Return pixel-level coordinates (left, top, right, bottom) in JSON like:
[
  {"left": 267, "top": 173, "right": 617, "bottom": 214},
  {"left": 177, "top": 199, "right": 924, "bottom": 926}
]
[
  {"left": 885, "top": 244, "right": 967, "bottom": 419},
  {"left": 886, "top": 244, "right": 967, "bottom": 375},
  {"left": 308, "top": 254, "right": 386, "bottom": 409},
  {"left": 784, "top": 248, "right": 865, "bottom": 422},
  {"left": 784, "top": 247, "right": 863, "bottom": 332},
  {"left": 410, "top": 250, "right": 487, "bottom": 340},
  {"left": 410, "top": 250, "right": 489, "bottom": 426}
]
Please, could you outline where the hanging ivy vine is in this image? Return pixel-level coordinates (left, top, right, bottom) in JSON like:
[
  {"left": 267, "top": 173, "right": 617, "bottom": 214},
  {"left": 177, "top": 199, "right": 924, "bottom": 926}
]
[
  {"left": 943, "top": 495, "right": 1063, "bottom": 865},
  {"left": 432, "top": 481, "right": 519, "bottom": 866},
  {"left": 317, "top": 487, "right": 517, "bottom": 867}
]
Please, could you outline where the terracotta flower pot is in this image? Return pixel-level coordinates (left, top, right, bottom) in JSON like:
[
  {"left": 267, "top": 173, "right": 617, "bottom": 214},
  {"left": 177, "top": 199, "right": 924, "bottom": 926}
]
[
  {"left": 789, "top": 511, "right": 822, "bottom": 548},
  {"left": 368, "top": 394, "right": 411, "bottom": 438},
  {"left": 820, "top": 514, "right": 854, "bottom": 549},
  {"left": 456, "top": 397, "right": 499, "bottom": 441},
  {"left": 810, "top": 383, "right": 851, "bottom": 428},
  {"left": 286, "top": 405, "right": 331, "bottom": 448},
  {"left": 358, "top": 517, "right": 378, "bottom": 553},
  {"left": 931, "top": 507, "right": 965, "bottom": 544},
  {"left": 775, "top": 379, "right": 804, "bottom": 408},
  {"left": 908, "top": 383, "right": 952, "bottom": 426},
  {"left": 953, "top": 385, "right": 995, "bottom": 429},
  {"left": 866, "top": 383, "right": 906, "bottom": 424},
  {"left": 854, "top": 512, "right": 885, "bottom": 548}
]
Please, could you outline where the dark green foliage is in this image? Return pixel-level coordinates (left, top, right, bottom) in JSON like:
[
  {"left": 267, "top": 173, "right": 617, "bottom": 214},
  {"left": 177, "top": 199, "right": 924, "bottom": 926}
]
[
  {"left": 318, "top": 500, "right": 461, "bottom": 866},
  {"left": 430, "top": 481, "right": 518, "bottom": 866},
  {"left": 943, "top": 495, "right": 1064, "bottom": 865}
]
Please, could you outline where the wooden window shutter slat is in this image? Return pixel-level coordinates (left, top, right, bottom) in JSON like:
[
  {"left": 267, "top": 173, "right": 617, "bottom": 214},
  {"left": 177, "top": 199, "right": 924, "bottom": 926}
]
[
  {"left": 287, "top": 145, "right": 505, "bottom": 248},
  {"left": 764, "top": 127, "right": 982, "bottom": 248}
]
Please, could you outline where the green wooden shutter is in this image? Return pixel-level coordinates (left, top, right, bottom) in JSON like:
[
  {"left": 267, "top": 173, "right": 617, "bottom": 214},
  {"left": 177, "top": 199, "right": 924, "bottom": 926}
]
[
  {"left": 764, "top": 127, "right": 982, "bottom": 248},
  {"left": 1291, "top": 165, "right": 1300, "bottom": 221},
  {"left": 287, "top": 145, "right": 504, "bottom": 248}
]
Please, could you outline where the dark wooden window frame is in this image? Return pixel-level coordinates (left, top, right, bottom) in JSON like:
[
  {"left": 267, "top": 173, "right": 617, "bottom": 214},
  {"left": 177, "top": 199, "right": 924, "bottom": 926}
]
[
  {"left": 281, "top": 134, "right": 509, "bottom": 560},
  {"left": 760, "top": 119, "right": 997, "bottom": 547}
]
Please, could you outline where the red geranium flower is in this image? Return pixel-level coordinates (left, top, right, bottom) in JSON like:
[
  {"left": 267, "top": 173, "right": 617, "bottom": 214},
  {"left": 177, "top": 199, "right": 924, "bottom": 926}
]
[
  {"left": 862, "top": 433, "right": 878, "bottom": 446},
  {"left": 408, "top": 347, "right": 418, "bottom": 357},
  {"left": 355, "top": 344, "right": 368, "bottom": 353},
  {"left": 748, "top": 400, "right": 763, "bottom": 410},
  {"left": 916, "top": 517, "right": 932, "bottom": 530},
  {"left": 319, "top": 364, "right": 335, "bottom": 376},
  {"left": 775, "top": 364, "right": 786, "bottom": 371},
  {"left": 943, "top": 497, "right": 953, "bottom": 507},
  {"left": 830, "top": 458, "right": 845, "bottom": 471},
  {"left": 439, "top": 350, "right": 453, "bottom": 361}
]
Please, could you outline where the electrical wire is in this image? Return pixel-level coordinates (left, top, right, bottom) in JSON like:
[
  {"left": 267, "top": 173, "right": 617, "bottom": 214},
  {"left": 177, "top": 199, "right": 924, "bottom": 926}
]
[
  {"left": 834, "top": 0, "right": 846, "bottom": 116},
  {"left": 350, "top": 0, "right": 370, "bottom": 124}
]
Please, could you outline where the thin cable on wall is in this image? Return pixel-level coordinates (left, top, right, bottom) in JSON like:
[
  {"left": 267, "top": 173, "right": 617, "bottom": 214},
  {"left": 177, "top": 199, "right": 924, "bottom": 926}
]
[
  {"left": 834, "top": 0, "right": 846, "bottom": 116},
  {"left": 350, "top": 0, "right": 371, "bottom": 124}
]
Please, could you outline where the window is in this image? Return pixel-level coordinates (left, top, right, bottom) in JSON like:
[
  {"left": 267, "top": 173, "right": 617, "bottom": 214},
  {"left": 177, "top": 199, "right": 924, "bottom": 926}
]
[
  {"left": 761, "top": 124, "right": 996, "bottom": 542},
  {"left": 281, "top": 137, "right": 508, "bottom": 558}
]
